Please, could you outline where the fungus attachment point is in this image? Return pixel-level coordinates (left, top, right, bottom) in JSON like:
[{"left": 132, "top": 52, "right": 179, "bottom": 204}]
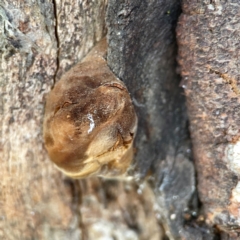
[{"left": 43, "top": 38, "right": 138, "bottom": 178}]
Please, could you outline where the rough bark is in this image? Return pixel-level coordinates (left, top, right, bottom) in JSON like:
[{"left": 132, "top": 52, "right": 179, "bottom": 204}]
[
  {"left": 3, "top": 0, "right": 237, "bottom": 239},
  {"left": 0, "top": 0, "right": 106, "bottom": 239},
  {"left": 1, "top": 0, "right": 163, "bottom": 239},
  {"left": 177, "top": 1, "right": 240, "bottom": 238}
]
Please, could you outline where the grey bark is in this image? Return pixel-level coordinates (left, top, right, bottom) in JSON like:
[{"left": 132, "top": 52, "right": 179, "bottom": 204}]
[{"left": 107, "top": 1, "right": 208, "bottom": 239}]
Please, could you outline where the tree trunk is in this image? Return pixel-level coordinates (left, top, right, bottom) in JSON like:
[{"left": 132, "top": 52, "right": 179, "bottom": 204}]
[
  {"left": 2, "top": 0, "right": 238, "bottom": 239},
  {"left": 0, "top": 1, "right": 106, "bottom": 239}
]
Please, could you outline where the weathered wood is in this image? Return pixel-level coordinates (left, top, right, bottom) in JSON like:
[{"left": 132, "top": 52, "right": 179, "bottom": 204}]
[
  {"left": 54, "top": 0, "right": 108, "bottom": 79},
  {"left": 177, "top": 1, "right": 240, "bottom": 237},
  {"left": 0, "top": 0, "right": 106, "bottom": 239},
  {"left": 0, "top": 1, "right": 164, "bottom": 239}
]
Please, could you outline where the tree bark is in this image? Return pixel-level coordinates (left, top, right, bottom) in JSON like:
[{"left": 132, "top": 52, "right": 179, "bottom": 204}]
[
  {"left": 177, "top": 1, "right": 240, "bottom": 238},
  {"left": 106, "top": 1, "right": 200, "bottom": 239},
  {"left": 0, "top": 1, "right": 106, "bottom": 239},
  {"left": 3, "top": 0, "right": 238, "bottom": 239}
]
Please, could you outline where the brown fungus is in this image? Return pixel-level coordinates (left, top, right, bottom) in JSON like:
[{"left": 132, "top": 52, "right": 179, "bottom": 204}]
[{"left": 43, "top": 39, "right": 138, "bottom": 178}]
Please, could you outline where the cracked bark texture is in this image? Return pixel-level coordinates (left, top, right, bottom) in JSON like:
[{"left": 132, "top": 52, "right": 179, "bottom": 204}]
[
  {"left": 177, "top": 1, "right": 240, "bottom": 238},
  {"left": 0, "top": 0, "right": 107, "bottom": 239}
]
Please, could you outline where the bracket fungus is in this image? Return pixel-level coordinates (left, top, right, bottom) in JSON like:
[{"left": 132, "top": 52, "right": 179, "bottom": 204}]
[{"left": 43, "top": 39, "right": 138, "bottom": 178}]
